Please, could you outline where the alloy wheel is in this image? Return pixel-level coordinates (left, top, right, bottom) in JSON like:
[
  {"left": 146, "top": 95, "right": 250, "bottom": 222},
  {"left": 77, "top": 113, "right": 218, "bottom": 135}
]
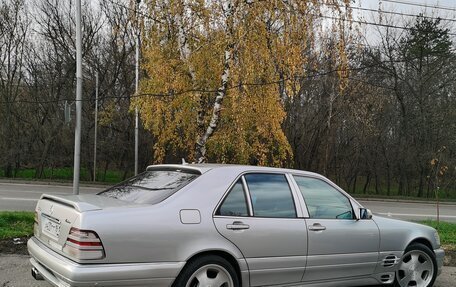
[
  {"left": 396, "top": 249, "right": 434, "bottom": 287},
  {"left": 185, "top": 264, "right": 234, "bottom": 287}
]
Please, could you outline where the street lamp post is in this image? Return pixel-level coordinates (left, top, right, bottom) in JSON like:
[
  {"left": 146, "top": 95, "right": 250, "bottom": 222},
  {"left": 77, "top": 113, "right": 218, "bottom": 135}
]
[
  {"left": 134, "top": 0, "right": 141, "bottom": 176},
  {"left": 73, "top": 0, "right": 82, "bottom": 195},
  {"left": 93, "top": 72, "right": 98, "bottom": 182}
]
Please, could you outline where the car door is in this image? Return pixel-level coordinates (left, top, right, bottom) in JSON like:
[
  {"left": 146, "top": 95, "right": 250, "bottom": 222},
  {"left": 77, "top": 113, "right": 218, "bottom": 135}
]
[
  {"left": 292, "top": 175, "right": 380, "bottom": 283},
  {"left": 213, "top": 173, "right": 308, "bottom": 287}
]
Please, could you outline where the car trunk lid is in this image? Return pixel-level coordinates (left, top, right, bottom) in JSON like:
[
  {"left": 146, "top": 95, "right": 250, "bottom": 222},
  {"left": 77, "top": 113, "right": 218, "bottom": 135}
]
[{"left": 34, "top": 193, "right": 139, "bottom": 255}]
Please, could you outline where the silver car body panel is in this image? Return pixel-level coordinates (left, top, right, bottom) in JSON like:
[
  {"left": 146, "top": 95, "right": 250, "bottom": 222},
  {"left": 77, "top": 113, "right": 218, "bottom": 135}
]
[
  {"left": 213, "top": 171, "right": 308, "bottom": 286},
  {"left": 214, "top": 216, "right": 307, "bottom": 286},
  {"left": 303, "top": 219, "right": 380, "bottom": 282},
  {"left": 372, "top": 215, "right": 440, "bottom": 250},
  {"left": 28, "top": 164, "right": 444, "bottom": 287}
]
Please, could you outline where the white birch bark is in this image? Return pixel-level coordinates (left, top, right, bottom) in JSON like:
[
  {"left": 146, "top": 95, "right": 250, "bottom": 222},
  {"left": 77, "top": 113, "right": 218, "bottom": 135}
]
[
  {"left": 175, "top": 5, "right": 196, "bottom": 82},
  {"left": 175, "top": 2, "right": 206, "bottom": 159},
  {"left": 196, "top": 2, "right": 236, "bottom": 163}
]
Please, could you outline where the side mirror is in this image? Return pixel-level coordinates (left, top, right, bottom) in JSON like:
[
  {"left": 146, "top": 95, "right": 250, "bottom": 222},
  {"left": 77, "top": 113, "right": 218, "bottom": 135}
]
[{"left": 360, "top": 208, "right": 373, "bottom": 220}]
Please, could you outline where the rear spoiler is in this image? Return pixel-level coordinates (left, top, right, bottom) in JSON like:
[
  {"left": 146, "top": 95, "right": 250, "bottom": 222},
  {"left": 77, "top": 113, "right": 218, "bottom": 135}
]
[
  {"left": 146, "top": 164, "right": 204, "bottom": 174},
  {"left": 40, "top": 194, "right": 102, "bottom": 212}
]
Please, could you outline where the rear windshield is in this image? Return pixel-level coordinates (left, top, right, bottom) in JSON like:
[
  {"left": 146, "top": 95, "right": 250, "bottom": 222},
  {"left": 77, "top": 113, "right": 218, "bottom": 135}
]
[{"left": 97, "top": 169, "right": 200, "bottom": 204}]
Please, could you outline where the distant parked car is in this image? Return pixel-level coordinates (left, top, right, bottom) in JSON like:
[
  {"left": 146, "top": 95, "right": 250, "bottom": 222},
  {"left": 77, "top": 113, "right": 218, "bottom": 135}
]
[{"left": 28, "top": 164, "right": 444, "bottom": 287}]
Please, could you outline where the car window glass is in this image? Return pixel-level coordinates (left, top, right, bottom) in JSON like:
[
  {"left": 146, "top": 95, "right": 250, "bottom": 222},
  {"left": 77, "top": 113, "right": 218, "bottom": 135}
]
[
  {"left": 217, "top": 180, "right": 249, "bottom": 217},
  {"left": 98, "top": 169, "right": 199, "bottom": 204},
  {"left": 245, "top": 174, "right": 296, "bottom": 218},
  {"left": 294, "top": 176, "right": 353, "bottom": 219}
]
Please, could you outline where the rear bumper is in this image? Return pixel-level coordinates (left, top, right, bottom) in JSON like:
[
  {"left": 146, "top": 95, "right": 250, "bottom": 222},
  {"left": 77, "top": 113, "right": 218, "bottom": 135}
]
[
  {"left": 28, "top": 237, "right": 185, "bottom": 287},
  {"left": 434, "top": 248, "right": 445, "bottom": 276}
]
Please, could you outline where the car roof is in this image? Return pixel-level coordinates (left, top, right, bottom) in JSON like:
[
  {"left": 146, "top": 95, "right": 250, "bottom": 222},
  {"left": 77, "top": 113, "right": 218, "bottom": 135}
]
[{"left": 146, "top": 163, "right": 321, "bottom": 177}]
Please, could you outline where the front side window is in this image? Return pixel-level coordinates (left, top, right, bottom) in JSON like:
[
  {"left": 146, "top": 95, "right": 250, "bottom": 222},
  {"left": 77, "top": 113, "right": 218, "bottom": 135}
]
[
  {"left": 98, "top": 169, "right": 199, "bottom": 204},
  {"left": 245, "top": 173, "right": 296, "bottom": 218},
  {"left": 294, "top": 176, "right": 353, "bottom": 219},
  {"left": 217, "top": 180, "right": 249, "bottom": 217}
]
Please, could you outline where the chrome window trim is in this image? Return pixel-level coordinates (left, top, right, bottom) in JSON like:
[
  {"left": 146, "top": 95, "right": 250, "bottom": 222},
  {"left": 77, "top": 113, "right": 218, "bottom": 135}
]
[
  {"left": 286, "top": 173, "right": 309, "bottom": 218},
  {"left": 241, "top": 175, "right": 254, "bottom": 217}
]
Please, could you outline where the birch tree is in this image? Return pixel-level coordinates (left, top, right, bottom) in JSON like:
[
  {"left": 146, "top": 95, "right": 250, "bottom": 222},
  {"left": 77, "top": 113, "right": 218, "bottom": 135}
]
[{"left": 137, "top": 0, "right": 352, "bottom": 165}]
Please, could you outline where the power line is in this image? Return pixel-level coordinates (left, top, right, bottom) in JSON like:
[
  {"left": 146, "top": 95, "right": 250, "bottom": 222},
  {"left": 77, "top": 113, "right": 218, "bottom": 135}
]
[
  {"left": 316, "top": 13, "right": 456, "bottom": 36},
  {"left": 106, "top": 0, "right": 456, "bottom": 35},
  {"left": 382, "top": 0, "right": 456, "bottom": 12},
  {"left": 106, "top": 0, "right": 161, "bottom": 24},
  {"left": 345, "top": 5, "right": 456, "bottom": 23},
  {"left": 2, "top": 54, "right": 452, "bottom": 105}
]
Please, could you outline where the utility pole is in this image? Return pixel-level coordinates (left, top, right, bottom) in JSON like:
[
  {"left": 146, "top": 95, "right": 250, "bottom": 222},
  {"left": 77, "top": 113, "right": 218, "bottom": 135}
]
[
  {"left": 134, "top": 0, "right": 141, "bottom": 176},
  {"left": 73, "top": 0, "right": 82, "bottom": 195},
  {"left": 93, "top": 72, "right": 98, "bottom": 182}
]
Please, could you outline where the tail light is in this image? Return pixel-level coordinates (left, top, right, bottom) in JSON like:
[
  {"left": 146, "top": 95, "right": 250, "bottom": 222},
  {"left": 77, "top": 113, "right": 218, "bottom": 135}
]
[{"left": 63, "top": 227, "right": 105, "bottom": 260}]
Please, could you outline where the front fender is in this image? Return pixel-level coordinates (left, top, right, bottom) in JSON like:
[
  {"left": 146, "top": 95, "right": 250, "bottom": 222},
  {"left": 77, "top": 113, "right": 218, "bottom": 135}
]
[{"left": 373, "top": 215, "right": 439, "bottom": 252}]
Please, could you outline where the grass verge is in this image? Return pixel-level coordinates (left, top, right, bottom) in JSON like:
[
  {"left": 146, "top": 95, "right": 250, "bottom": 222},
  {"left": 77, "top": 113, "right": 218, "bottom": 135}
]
[
  {"left": 0, "top": 167, "right": 127, "bottom": 183},
  {"left": 419, "top": 220, "right": 456, "bottom": 266},
  {"left": 420, "top": 220, "right": 456, "bottom": 246},
  {"left": 0, "top": 211, "right": 34, "bottom": 240}
]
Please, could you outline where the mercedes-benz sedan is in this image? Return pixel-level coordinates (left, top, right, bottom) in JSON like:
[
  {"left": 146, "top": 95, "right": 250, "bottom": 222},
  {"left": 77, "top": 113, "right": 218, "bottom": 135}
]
[{"left": 28, "top": 164, "right": 444, "bottom": 287}]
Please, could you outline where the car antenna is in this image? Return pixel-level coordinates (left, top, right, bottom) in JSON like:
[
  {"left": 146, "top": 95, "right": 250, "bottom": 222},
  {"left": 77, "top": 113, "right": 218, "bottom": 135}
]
[{"left": 181, "top": 158, "right": 188, "bottom": 165}]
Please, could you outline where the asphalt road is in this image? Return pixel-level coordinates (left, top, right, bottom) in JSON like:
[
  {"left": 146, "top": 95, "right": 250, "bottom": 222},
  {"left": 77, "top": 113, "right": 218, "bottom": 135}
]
[
  {"left": 0, "top": 255, "right": 455, "bottom": 287},
  {"left": 359, "top": 199, "right": 456, "bottom": 223},
  {"left": 1, "top": 181, "right": 456, "bottom": 223},
  {"left": 0, "top": 181, "right": 103, "bottom": 211}
]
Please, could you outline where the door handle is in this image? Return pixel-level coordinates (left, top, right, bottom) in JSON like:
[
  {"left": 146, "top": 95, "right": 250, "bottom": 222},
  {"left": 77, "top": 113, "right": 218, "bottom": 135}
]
[
  {"left": 308, "top": 223, "right": 326, "bottom": 231},
  {"left": 226, "top": 221, "right": 250, "bottom": 230}
]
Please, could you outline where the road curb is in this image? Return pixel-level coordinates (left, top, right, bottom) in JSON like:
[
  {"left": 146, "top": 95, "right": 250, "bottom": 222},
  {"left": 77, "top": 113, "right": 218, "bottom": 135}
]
[
  {"left": 0, "top": 178, "right": 110, "bottom": 188},
  {"left": 356, "top": 197, "right": 456, "bottom": 206}
]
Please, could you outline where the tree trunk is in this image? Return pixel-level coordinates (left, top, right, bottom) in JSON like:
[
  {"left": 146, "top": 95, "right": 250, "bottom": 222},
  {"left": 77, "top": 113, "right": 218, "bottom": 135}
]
[
  {"left": 352, "top": 174, "right": 357, "bottom": 194},
  {"left": 375, "top": 172, "right": 380, "bottom": 195},
  {"left": 103, "top": 161, "right": 109, "bottom": 182},
  {"left": 363, "top": 173, "right": 371, "bottom": 194},
  {"left": 195, "top": 45, "right": 233, "bottom": 163},
  {"left": 386, "top": 163, "right": 391, "bottom": 196},
  {"left": 195, "top": 5, "right": 236, "bottom": 163}
]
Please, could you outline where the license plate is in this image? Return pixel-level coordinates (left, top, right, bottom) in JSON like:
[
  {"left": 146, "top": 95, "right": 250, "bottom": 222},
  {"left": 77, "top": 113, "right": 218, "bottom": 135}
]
[{"left": 41, "top": 215, "right": 61, "bottom": 239}]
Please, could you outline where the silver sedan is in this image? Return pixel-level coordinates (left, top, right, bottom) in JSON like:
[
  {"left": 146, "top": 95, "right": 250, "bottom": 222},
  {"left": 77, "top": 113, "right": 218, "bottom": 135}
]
[{"left": 28, "top": 164, "right": 444, "bottom": 287}]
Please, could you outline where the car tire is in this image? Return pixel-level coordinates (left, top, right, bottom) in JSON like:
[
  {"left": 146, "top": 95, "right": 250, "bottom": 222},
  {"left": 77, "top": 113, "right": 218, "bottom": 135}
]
[
  {"left": 393, "top": 243, "right": 438, "bottom": 287},
  {"left": 172, "top": 254, "right": 239, "bottom": 287}
]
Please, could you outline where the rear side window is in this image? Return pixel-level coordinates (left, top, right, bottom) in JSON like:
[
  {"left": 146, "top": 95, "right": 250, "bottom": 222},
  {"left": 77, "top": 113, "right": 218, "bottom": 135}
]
[
  {"left": 245, "top": 173, "right": 296, "bottom": 218},
  {"left": 217, "top": 180, "right": 249, "bottom": 217},
  {"left": 98, "top": 169, "right": 199, "bottom": 204}
]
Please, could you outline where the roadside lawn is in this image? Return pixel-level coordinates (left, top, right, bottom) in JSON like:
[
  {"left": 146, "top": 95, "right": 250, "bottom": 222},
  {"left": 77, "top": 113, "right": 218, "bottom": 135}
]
[
  {"left": 0, "top": 211, "right": 34, "bottom": 239},
  {"left": 0, "top": 167, "right": 126, "bottom": 183},
  {"left": 421, "top": 220, "right": 456, "bottom": 246}
]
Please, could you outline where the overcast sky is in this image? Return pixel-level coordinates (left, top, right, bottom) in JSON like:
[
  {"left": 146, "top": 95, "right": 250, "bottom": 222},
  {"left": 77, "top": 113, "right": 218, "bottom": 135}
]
[
  {"left": 352, "top": 0, "right": 456, "bottom": 44},
  {"left": 356, "top": 0, "right": 456, "bottom": 21},
  {"left": 359, "top": 0, "right": 456, "bottom": 9}
]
